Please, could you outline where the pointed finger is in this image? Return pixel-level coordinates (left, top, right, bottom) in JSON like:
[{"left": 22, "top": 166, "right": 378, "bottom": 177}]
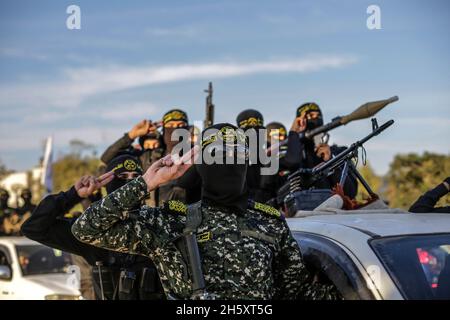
[
  {"left": 87, "top": 177, "right": 96, "bottom": 193},
  {"left": 97, "top": 171, "right": 114, "bottom": 183},
  {"left": 98, "top": 174, "right": 114, "bottom": 187}
]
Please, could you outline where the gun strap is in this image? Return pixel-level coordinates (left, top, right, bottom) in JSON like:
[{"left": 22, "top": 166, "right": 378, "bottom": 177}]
[
  {"left": 184, "top": 201, "right": 202, "bottom": 233},
  {"left": 183, "top": 201, "right": 206, "bottom": 294}
]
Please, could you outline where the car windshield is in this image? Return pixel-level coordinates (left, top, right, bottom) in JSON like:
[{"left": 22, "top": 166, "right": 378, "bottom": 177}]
[
  {"left": 16, "top": 245, "right": 72, "bottom": 276},
  {"left": 370, "top": 234, "right": 450, "bottom": 300}
]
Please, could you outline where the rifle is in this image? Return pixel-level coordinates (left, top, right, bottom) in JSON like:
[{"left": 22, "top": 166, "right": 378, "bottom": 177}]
[{"left": 203, "top": 82, "right": 214, "bottom": 129}]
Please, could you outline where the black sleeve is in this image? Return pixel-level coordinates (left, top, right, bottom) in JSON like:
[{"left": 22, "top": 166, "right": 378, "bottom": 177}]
[
  {"left": 282, "top": 131, "right": 305, "bottom": 170},
  {"left": 176, "top": 166, "right": 202, "bottom": 204},
  {"left": 409, "top": 180, "right": 450, "bottom": 213},
  {"left": 100, "top": 133, "right": 134, "bottom": 164},
  {"left": 21, "top": 187, "right": 99, "bottom": 259}
]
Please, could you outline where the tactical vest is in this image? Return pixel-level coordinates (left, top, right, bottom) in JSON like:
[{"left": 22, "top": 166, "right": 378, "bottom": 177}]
[{"left": 91, "top": 253, "right": 165, "bottom": 300}]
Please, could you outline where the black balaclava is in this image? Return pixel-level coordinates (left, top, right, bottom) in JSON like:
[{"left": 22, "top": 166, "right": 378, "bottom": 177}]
[
  {"left": 21, "top": 188, "right": 32, "bottom": 205},
  {"left": 296, "top": 102, "right": 324, "bottom": 131},
  {"left": 196, "top": 123, "right": 249, "bottom": 212},
  {"left": 139, "top": 131, "right": 162, "bottom": 150},
  {"left": 105, "top": 154, "right": 143, "bottom": 194},
  {"left": 0, "top": 188, "right": 9, "bottom": 209},
  {"left": 139, "top": 131, "right": 163, "bottom": 170},
  {"left": 266, "top": 122, "right": 287, "bottom": 145},
  {"left": 236, "top": 110, "right": 265, "bottom": 200},
  {"left": 162, "top": 109, "right": 188, "bottom": 153},
  {"left": 296, "top": 103, "right": 325, "bottom": 167},
  {"left": 236, "top": 109, "right": 264, "bottom": 130}
]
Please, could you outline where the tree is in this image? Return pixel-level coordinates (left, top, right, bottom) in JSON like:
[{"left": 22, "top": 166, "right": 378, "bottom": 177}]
[
  {"left": 356, "top": 161, "right": 384, "bottom": 201},
  {"left": 69, "top": 139, "right": 96, "bottom": 158},
  {"left": 52, "top": 154, "right": 102, "bottom": 194},
  {"left": 386, "top": 152, "right": 450, "bottom": 209}
]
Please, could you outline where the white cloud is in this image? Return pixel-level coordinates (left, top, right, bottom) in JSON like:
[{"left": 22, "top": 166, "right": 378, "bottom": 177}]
[
  {"left": 145, "top": 26, "right": 199, "bottom": 38},
  {"left": 0, "top": 47, "right": 48, "bottom": 61},
  {"left": 0, "top": 55, "right": 358, "bottom": 169},
  {"left": 0, "top": 55, "right": 358, "bottom": 110}
]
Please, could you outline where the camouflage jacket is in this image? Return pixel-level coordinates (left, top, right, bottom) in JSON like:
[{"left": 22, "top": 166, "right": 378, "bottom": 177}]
[{"left": 72, "top": 177, "right": 340, "bottom": 300}]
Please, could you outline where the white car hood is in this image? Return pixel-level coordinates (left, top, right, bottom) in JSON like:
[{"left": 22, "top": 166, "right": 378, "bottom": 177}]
[{"left": 290, "top": 213, "right": 450, "bottom": 237}]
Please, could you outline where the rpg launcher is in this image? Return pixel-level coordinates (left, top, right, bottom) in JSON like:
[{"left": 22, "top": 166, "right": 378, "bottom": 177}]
[{"left": 269, "top": 96, "right": 399, "bottom": 154}]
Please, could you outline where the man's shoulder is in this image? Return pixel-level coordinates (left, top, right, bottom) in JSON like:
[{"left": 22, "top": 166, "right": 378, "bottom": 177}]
[
  {"left": 247, "top": 200, "right": 285, "bottom": 221},
  {"left": 162, "top": 200, "right": 188, "bottom": 216}
]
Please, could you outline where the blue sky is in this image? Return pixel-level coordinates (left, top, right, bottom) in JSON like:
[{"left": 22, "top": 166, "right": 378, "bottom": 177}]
[{"left": 0, "top": 0, "right": 449, "bottom": 174}]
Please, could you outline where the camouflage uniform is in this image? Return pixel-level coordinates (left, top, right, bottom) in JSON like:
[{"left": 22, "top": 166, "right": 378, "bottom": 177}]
[{"left": 72, "top": 177, "right": 340, "bottom": 300}]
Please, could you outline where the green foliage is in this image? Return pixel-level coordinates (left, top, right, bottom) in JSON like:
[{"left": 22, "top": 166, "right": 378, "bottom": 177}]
[
  {"left": 52, "top": 154, "right": 102, "bottom": 194},
  {"left": 356, "top": 161, "right": 383, "bottom": 201},
  {"left": 386, "top": 152, "right": 450, "bottom": 209}
]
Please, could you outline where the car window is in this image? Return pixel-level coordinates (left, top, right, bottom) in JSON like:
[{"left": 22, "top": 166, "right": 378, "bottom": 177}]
[
  {"left": 16, "top": 245, "right": 72, "bottom": 276},
  {"left": 370, "top": 234, "right": 450, "bottom": 300},
  {"left": 0, "top": 246, "right": 11, "bottom": 266}
]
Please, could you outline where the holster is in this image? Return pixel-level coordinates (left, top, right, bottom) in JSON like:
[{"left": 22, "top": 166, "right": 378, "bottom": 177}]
[
  {"left": 118, "top": 270, "right": 137, "bottom": 300},
  {"left": 139, "top": 267, "right": 165, "bottom": 300},
  {"left": 91, "top": 267, "right": 117, "bottom": 300}
]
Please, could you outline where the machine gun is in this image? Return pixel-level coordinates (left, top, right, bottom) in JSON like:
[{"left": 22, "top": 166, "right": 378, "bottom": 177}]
[
  {"left": 203, "top": 82, "right": 214, "bottom": 129},
  {"left": 283, "top": 118, "right": 395, "bottom": 216}
]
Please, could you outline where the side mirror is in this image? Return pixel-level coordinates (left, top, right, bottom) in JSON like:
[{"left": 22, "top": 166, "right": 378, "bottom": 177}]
[{"left": 0, "top": 265, "right": 12, "bottom": 280}]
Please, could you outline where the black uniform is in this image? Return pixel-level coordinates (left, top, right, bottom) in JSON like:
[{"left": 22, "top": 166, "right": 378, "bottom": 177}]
[
  {"left": 18, "top": 189, "right": 36, "bottom": 216},
  {"left": 21, "top": 187, "right": 165, "bottom": 300},
  {"left": 409, "top": 178, "right": 450, "bottom": 213},
  {"left": 259, "top": 144, "right": 290, "bottom": 205},
  {"left": 236, "top": 109, "right": 266, "bottom": 202},
  {"left": 0, "top": 189, "right": 16, "bottom": 236}
]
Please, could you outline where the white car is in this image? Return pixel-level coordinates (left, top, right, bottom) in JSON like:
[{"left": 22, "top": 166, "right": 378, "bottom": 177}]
[
  {"left": 287, "top": 210, "right": 450, "bottom": 300},
  {"left": 0, "top": 237, "right": 81, "bottom": 300}
]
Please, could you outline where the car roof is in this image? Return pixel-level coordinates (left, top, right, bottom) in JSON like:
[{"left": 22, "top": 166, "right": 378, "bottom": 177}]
[
  {"left": 287, "top": 213, "right": 450, "bottom": 237},
  {"left": 0, "top": 236, "right": 41, "bottom": 246}
]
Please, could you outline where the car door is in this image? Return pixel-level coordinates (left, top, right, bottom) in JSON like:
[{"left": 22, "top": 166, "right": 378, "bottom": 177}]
[
  {"left": 0, "top": 244, "right": 14, "bottom": 299},
  {"left": 292, "top": 231, "right": 376, "bottom": 300}
]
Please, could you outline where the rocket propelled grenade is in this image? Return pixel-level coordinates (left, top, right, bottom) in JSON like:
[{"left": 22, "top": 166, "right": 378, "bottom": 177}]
[{"left": 303, "top": 96, "right": 399, "bottom": 139}]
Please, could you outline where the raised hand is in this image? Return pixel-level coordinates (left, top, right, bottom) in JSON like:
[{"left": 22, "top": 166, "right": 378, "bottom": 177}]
[
  {"left": 142, "top": 146, "right": 199, "bottom": 192},
  {"left": 75, "top": 172, "right": 114, "bottom": 198},
  {"left": 290, "top": 116, "right": 307, "bottom": 133},
  {"left": 128, "top": 120, "right": 151, "bottom": 139},
  {"left": 315, "top": 143, "right": 331, "bottom": 162}
]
